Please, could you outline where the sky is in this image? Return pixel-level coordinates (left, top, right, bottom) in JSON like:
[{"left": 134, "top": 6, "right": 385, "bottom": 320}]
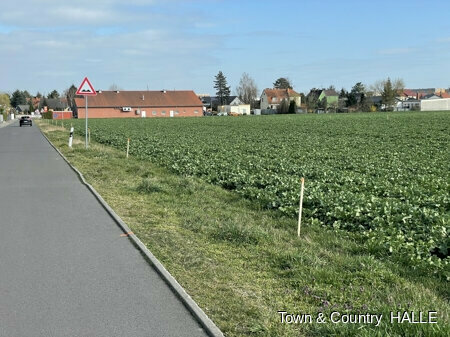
[{"left": 1, "top": 0, "right": 450, "bottom": 96}]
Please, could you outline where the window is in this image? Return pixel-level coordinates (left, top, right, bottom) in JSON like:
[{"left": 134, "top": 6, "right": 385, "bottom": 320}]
[
  {"left": 194, "top": 110, "right": 199, "bottom": 114},
  {"left": 272, "top": 97, "right": 277, "bottom": 102},
  {"left": 152, "top": 111, "right": 157, "bottom": 116},
  {"left": 174, "top": 110, "right": 179, "bottom": 115},
  {"left": 161, "top": 110, "right": 166, "bottom": 115}
]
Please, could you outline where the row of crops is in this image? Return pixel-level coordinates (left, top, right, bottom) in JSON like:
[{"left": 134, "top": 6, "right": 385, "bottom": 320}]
[{"left": 70, "top": 112, "right": 449, "bottom": 272}]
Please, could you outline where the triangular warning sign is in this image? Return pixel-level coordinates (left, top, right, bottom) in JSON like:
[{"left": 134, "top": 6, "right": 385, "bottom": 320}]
[{"left": 76, "top": 77, "right": 97, "bottom": 96}]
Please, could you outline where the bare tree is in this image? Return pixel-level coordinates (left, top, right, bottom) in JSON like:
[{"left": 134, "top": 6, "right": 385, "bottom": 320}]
[
  {"left": 236, "top": 72, "right": 258, "bottom": 108},
  {"left": 369, "top": 80, "right": 385, "bottom": 96},
  {"left": 64, "top": 84, "right": 78, "bottom": 110},
  {"left": 370, "top": 78, "right": 405, "bottom": 96},
  {"left": 392, "top": 78, "right": 405, "bottom": 94}
]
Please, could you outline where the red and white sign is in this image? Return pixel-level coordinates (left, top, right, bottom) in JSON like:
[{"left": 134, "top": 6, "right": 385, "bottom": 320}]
[{"left": 76, "top": 77, "right": 97, "bottom": 96}]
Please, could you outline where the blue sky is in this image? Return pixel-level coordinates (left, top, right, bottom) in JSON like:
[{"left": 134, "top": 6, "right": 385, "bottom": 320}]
[{"left": 1, "top": 0, "right": 449, "bottom": 96}]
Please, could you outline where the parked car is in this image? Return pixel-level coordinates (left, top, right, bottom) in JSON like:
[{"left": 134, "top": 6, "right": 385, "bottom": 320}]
[{"left": 19, "top": 116, "right": 32, "bottom": 127}]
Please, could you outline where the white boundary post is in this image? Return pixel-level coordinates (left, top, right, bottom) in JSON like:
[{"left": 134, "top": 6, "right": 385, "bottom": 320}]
[
  {"left": 68, "top": 126, "right": 74, "bottom": 148},
  {"left": 126, "top": 138, "right": 130, "bottom": 158},
  {"left": 297, "top": 177, "right": 305, "bottom": 237}
]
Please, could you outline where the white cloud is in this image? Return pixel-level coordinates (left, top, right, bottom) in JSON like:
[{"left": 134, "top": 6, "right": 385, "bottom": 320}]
[{"left": 0, "top": 1, "right": 223, "bottom": 93}]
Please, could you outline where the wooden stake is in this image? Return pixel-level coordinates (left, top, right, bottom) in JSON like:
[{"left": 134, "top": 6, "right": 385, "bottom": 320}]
[
  {"left": 297, "top": 177, "right": 305, "bottom": 237},
  {"left": 88, "top": 128, "right": 91, "bottom": 144},
  {"left": 126, "top": 138, "right": 130, "bottom": 158}
]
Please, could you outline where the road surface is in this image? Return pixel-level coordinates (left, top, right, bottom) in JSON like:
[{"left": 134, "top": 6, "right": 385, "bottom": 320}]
[{"left": 0, "top": 121, "right": 210, "bottom": 337}]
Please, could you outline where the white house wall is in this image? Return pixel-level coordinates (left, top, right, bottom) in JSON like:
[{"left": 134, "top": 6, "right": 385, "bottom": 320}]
[{"left": 420, "top": 98, "right": 450, "bottom": 111}]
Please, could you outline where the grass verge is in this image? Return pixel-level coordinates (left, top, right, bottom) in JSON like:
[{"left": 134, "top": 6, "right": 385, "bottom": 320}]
[{"left": 38, "top": 120, "right": 449, "bottom": 337}]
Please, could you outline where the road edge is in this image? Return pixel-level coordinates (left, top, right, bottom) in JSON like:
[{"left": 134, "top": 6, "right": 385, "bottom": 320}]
[{"left": 39, "top": 127, "right": 224, "bottom": 337}]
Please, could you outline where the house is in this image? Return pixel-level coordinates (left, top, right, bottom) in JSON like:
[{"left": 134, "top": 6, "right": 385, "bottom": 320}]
[
  {"left": 16, "top": 105, "right": 30, "bottom": 113},
  {"left": 400, "top": 88, "right": 436, "bottom": 100},
  {"left": 306, "top": 89, "right": 339, "bottom": 112},
  {"left": 260, "top": 88, "right": 301, "bottom": 110},
  {"left": 401, "top": 98, "right": 420, "bottom": 111},
  {"left": 318, "top": 89, "right": 339, "bottom": 106},
  {"left": 74, "top": 90, "right": 203, "bottom": 118},
  {"left": 39, "top": 98, "right": 69, "bottom": 111},
  {"left": 218, "top": 97, "right": 251, "bottom": 115},
  {"left": 198, "top": 94, "right": 238, "bottom": 111}
]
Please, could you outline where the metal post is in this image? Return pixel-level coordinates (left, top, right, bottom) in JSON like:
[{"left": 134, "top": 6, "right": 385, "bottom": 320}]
[{"left": 85, "top": 95, "right": 88, "bottom": 149}]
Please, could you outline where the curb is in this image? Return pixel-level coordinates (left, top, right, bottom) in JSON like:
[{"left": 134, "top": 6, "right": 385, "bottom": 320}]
[
  {"left": 0, "top": 119, "right": 16, "bottom": 128},
  {"left": 39, "top": 127, "right": 224, "bottom": 337}
]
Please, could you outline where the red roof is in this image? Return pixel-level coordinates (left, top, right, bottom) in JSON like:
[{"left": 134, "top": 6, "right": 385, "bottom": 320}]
[
  {"left": 263, "top": 88, "right": 300, "bottom": 104},
  {"left": 74, "top": 90, "right": 202, "bottom": 108}
]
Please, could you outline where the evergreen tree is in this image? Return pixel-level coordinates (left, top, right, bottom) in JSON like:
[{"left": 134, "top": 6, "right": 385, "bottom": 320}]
[
  {"left": 47, "top": 90, "right": 60, "bottom": 99},
  {"left": 382, "top": 78, "right": 396, "bottom": 110},
  {"left": 10, "top": 90, "right": 27, "bottom": 108},
  {"left": 288, "top": 100, "right": 297, "bottom": 114},
  {"left": 214, "top": 71, "right": 231, "bottom": 106},
  {"left": 273, "top": 77, "right": 293, "bottom": 89}
]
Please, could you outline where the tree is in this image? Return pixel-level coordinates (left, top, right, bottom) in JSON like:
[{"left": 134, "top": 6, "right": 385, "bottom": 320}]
[
  {"left": 0, "top": 93, "right": 11, "bottom": 112},
  {"left": 40, "top": 97, "right": 48, "bottom": 110},
  {"left": 288, "top": 100, "right": 297, "bottom": 114},
  {"left": 47, "top": 90, "right": 60, "bottom": 99},
  {"left": 319, "top": 97, "right": 328, "bottom": 111},
  {"left": 346, "top": 82, "right": 366, "bottom": 110},
  {"left": 306, "top": 89, "right": 320, "bottom": 113},
  {"left": 381, "top": 77, "right": 396, "bottom": 110},
  {"left": 214, "top": 71, "right": 231, "bottom": 106},
  {"left": 236, "top": 72, "right": 258, "bottom": 108},
  {"left": 273, "top": 77, "right": 293, "bottom": 89},
  {"left": 35, "top": 92, "right": 42, "bottom": 98},
  {"left": 64, "top": 84, "right": 78, "bottom": 109},
  {"left": 371, "top": 78, "right": 405, "bottom": 96},
  {"left": 23, "top": 90, "right": 32, "bottom": 102},
  {"left": 392, "top": 78, "right": 405, "bottom": 96},
  {"left": 10, "top": 90, "right": 27, "bottom": 108}
]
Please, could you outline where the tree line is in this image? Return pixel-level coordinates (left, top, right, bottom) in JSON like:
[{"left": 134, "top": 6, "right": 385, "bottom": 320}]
[
  {"left": 0, "top": 85, "right": 81, "bottom": 114},
  {"left": 214, "top": 70, "right": 406, "bottom": 113}
]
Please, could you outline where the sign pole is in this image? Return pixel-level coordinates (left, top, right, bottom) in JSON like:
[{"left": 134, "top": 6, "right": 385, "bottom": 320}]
[
  {"left": 85, "top": 95, "right": 88, "bottom": 149},
  {"left": 76, "top": 77, "right": 96, "bottom": 149}
]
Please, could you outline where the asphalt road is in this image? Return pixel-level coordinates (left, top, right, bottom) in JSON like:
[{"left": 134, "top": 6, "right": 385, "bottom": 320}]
[{"left": 0, "top": 121, "right": 209, "bottom": 337}]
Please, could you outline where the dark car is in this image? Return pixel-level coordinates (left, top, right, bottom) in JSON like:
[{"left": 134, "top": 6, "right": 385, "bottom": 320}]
[{"left": 20, "top": 116, "right": 32, "bottom": 127}]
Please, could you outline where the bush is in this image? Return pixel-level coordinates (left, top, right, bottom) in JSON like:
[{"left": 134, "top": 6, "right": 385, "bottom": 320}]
[{"left": 42, "top": 111, "right": 53, "bottom": 119}]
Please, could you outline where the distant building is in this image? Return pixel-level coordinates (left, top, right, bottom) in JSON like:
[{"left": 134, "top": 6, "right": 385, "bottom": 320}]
[
  {"left": 420, "top": 97, "right": 450, "bottom": 111},
  {"left": 198, "top": 94, "right": 238, "bottom": 111},
  {"left": 260, "top": 88, "right": 301, "bottom": 110},
  {"left": 401, "top": 98, "right": 420, "bottom": 111},
  {"left": 218, "top": 97, "right": 251, "bottom": 115},
  {"left": 318, "top": 89, "right": 339, "bottom": 106},
  {"left": 16, "top": 105, "right": 30, "bottom": 113},
  {"left": 75, "top": 90, "right": 203, "bottom": 118}
]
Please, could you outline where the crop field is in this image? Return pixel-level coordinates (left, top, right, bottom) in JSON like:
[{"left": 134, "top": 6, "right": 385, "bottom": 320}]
[{"left": 69, "top": 111, "right": 449, "bottom": 273}]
